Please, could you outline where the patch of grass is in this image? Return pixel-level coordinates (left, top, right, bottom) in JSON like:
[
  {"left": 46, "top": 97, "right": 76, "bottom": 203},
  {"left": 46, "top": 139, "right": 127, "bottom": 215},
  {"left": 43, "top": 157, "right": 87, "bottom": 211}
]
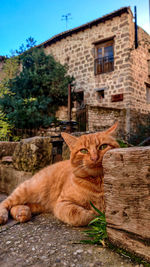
[
  {"left": 117, "top": 139, "right": 129, "bottom": 148},
  {"left": 81, "top": 202, "right": 107, "bottom": 246}
]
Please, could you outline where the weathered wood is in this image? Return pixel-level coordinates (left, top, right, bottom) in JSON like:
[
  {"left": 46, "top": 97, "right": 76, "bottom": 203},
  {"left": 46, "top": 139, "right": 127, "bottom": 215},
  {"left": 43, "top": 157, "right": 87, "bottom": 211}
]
[
  {"left": 103, "top": 146, "right": 150, "bottom": 261},
  {"left": 107, "top": 228, "right": 150, "bottom": 262}
]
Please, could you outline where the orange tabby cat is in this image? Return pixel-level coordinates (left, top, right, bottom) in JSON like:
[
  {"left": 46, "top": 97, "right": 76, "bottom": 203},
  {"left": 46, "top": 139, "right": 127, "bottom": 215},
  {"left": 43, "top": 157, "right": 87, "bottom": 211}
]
[{"left": 0, "top": 123, "right": 119, "bottom": 226}]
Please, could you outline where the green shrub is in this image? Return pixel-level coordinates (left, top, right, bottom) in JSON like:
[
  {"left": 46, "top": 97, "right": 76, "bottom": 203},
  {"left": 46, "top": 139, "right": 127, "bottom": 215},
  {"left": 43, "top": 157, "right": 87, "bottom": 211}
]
[
  {"left": 81, "top": 202, "right": 107, "bottom": 246},
  {"left": 117, "top": 139, "right": 129, "bottom": 148},
  {"left": 0, "top": 111, "right": 13, "bottom": 140}
]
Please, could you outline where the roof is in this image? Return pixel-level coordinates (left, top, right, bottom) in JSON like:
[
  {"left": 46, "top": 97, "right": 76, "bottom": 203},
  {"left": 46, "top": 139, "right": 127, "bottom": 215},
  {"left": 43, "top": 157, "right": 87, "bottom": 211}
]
[{"left": 37, "top": 6, "right": 131, "bottom": 48}]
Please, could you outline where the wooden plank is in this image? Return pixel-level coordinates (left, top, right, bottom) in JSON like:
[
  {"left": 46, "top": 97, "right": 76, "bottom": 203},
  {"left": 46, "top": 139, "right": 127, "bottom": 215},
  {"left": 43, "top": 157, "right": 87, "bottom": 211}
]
[
  {"left": 103, "top": 146, "right": 150, "bottom": 261},
  {"left": 107, "top": 227, "right": 150, "bottom": 262}
]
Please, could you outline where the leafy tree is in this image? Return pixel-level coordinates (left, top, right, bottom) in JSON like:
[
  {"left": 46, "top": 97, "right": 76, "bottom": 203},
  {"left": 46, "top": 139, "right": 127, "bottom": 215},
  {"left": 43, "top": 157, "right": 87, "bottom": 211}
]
[
  {"left": 10, "top": 37, "right": 37, "bottom": 57},
  {"left": 0, "top": 37, "right": 37, "bottom": 139},
  {"left": 0, "top": 57, "right": 19, "bottom": 139},
  {"left": 0, "top": 57, "right": 19, "bottom": 96},
  {"left": 0, "top": 48, "right": 74, "bottom": 130}
]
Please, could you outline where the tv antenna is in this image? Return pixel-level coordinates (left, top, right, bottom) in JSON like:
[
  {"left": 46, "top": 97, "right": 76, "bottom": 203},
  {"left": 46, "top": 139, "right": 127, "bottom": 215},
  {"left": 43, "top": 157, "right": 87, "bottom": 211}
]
[{"left": 61, "top": 13, "right": 72, "bottom": 30}]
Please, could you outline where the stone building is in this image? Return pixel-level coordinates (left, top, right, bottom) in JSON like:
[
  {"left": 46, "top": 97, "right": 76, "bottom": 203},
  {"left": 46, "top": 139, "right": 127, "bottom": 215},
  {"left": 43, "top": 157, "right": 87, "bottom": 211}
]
[{"left": 37, "top": 6, "right": 150, "bottom": 138}]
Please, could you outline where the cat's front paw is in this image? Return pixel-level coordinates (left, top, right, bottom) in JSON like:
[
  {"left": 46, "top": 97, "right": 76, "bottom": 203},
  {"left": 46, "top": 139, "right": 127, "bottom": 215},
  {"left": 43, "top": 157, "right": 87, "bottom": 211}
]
[
  {"left": 0, "top": 208, "right": 8, "bottom": 225},
  {"left": 10, "top": 205, "right": 31, "bottom": 223}
]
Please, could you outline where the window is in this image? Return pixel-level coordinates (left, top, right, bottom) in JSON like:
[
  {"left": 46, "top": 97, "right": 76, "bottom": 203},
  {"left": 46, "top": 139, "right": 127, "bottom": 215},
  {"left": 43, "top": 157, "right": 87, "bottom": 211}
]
[
  {"left": 98, "top": 90, "right": 104, "bottom": 99},
  {"left": 148, "top": 60, "right": 150, "bottom": 77},
  {"left": 94, "top": 40, "right": 114, "bottom": 75},
  {"left": 146, "top": 84, "right": 150, "bottom": 103},
  {"left": 95, "top": 87, "right": 106, "bottom": 100},
  {"left": 148, "top": 48, "right": 150, "bottom": 77}
]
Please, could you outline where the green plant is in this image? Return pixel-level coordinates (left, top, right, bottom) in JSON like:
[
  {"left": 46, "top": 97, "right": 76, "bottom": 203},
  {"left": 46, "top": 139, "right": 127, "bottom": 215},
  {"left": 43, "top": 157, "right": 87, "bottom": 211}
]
[
  {"left": 0, "top": 57, "right": 19, "bottom": 97},
  {"left": 0, "top": 111, "right": 13, "bottom": 140},
  {"left": 0, "top": 56, "right": 18, "bottom": 140},
  {"left": 12, "top": 135, "right": 21, "bottom": 142},
  {"left": 81, "top": 202, "right": 107, "bottom": 246},
  {"left": 117, "top": 139, "right": 129, "bottom": 148}
]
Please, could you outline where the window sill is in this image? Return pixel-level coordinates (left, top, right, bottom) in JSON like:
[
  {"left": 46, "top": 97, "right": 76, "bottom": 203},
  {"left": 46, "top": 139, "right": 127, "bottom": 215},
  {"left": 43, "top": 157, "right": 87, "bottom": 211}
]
[{"left": 94, "top": 69, "right": 114, "bottom": 76}]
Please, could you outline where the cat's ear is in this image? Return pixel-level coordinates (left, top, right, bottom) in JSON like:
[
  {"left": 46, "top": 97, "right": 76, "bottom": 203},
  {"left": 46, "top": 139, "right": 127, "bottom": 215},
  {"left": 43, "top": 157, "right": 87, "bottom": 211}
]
[
  {"left": 61, "top": 132, "right": 78, "bottom": 151},
  {"left": 105, "top": 122, "right": 118, "bottom": 135}
]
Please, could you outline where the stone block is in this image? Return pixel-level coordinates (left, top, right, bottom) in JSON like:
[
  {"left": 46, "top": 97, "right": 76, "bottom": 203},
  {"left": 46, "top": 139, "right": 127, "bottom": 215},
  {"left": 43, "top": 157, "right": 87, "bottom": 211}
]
[
  {"left": 103, "top": 146, "right": 150, "bottom": 262},
  {"left": 62, "top": 143, "right": 70, "bottom": 161},
  {"left": 0, "top": 142, "right": 18, "bottom": 159},
  {"left": 13, "top": 137, "right": 53, "bottom": 172},
  {"left": 0, "top": 164, "right": 32, "bottom": 194}
]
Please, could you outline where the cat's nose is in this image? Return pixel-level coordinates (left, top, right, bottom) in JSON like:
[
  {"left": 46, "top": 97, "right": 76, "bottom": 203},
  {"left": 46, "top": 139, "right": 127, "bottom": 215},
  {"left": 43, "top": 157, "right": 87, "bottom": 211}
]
[{"left": 90, "top": 154, "right": 99, "bottom": 162}]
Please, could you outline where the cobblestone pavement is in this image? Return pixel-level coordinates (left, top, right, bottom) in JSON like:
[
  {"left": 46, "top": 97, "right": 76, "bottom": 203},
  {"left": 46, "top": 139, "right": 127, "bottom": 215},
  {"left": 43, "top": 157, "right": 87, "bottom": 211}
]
[{"left": 0, "top": 194, "right": 143, "bottom": 267}]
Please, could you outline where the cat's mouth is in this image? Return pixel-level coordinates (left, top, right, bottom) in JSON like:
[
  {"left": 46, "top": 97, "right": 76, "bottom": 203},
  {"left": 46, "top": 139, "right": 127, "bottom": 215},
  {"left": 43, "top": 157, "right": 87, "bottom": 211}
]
[
  {"left": 86, "top": 161, "right": 102, "bottom": 169},
  {"left": 73, "top": 165, "right": 102, "bottom": 178},
  {"left": 85, "top": 164, "right": 103, "bottom": 177},
  {"left": 83, "top": 161, "right": 103, "bottom": 176}
]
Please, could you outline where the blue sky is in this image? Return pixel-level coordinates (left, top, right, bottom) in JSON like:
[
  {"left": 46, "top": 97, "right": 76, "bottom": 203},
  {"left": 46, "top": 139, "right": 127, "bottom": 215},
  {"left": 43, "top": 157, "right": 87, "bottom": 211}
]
[{"left": 0, "top": 0, "right": 149, "bottom": 56}]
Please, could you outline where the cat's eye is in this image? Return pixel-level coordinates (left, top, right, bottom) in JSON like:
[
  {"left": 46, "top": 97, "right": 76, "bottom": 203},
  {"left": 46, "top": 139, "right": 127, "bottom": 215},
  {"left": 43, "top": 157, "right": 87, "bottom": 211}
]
[
  {"left": 99, "top": 144, "right": 108, "bottom": 150},
  {"left": 80, "top": 149, "right": 88, "bottom": 154}
]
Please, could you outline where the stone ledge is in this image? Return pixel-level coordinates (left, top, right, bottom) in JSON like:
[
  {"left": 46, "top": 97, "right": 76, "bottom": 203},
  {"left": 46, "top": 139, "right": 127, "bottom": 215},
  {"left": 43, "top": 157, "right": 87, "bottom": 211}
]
[
  {"left": 0, "top": 141, "right": 18, "bottom": 158},
  {"left": 13, "top": 136, "right": 53, "bottom": 172},
  {"left": 0, "top": 164, "right": 32, "bottom": 194},
  {"left": 103, "top": 146, "right": 150, "bottom": 262}
]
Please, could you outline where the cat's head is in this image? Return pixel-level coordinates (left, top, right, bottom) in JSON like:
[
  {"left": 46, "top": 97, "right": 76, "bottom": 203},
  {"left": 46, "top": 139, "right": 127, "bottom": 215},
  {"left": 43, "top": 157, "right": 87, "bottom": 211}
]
[{"left": 61, "top": 122, "right": 119, "bottom": 178}]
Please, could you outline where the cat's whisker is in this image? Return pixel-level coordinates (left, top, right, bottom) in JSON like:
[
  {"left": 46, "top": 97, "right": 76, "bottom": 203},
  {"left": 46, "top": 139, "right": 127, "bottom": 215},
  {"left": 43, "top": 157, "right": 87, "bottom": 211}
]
[
  {"left": 73, "top": 163, "right": 90, "bottom": 176},
  {"left": 73, "top": 163, "right": 86, "bottom": 172},
  {"left": 74, "top": 164, "right": 85, "bottom": 172}
]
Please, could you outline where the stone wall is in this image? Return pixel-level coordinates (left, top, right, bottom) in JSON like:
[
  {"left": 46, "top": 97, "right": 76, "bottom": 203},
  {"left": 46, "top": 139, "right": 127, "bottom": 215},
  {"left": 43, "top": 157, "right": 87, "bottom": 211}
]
[
  {"left": 55, "top": 106, "right": 68, "bottom": 121},
  {"left": 88, "top": 106, "right": 150, "bottom": 141},
  {"left": 128, "top": 20, "right": 150, "bottom": 113},
  {"left": 87, "top": 106, "right": 126, "bottom": 138}
]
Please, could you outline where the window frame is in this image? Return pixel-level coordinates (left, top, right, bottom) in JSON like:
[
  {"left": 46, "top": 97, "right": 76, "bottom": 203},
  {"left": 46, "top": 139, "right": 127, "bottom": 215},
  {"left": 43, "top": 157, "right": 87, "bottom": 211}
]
[
  {"left": 146, "top": 83, "right": 150, "bottom": 104},
  {"left": 147, "top": 60, "right": 150, "bottom": 77},
  {"left": 94, "top": 39, "right": 114, "bottom": 75}
]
